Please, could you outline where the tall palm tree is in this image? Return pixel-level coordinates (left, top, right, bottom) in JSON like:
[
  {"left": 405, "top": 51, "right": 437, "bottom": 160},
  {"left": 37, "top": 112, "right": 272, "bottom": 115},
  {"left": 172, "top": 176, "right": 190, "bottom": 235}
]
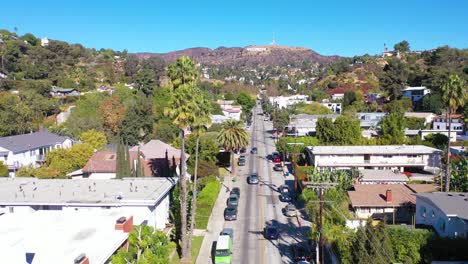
[
  {"left": 187, "top": 94, "right": 212, "bottom": 254},
  {"left": 441, "top": 74, "right": 466, "bottom": 192},
  {"left": 217, "top": 119, "right": 249, "bottom": 176},
  {"left": 167, "top": 56, "right": 199, "bottom": 89},
  {"left": 164, "top": 83, "right": 199, "bottom": 262}
]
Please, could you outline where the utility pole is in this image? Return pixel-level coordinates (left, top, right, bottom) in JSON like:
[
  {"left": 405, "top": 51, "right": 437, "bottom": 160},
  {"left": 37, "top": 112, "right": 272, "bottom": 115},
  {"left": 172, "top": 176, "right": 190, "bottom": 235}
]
[{"left": 303, "top": 182, "right": 338, "bottom": 264}]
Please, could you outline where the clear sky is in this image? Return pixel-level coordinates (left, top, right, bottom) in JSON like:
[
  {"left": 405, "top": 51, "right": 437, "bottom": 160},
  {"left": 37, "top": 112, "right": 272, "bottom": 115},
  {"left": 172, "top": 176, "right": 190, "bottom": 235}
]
[{"left": 2, "top": 0, "right": 467, "bottom": 56}]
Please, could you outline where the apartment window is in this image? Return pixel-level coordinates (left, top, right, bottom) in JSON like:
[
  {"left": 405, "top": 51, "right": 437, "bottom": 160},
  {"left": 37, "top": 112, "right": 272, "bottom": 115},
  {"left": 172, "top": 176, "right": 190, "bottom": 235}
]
[
  {"left": 383, "top": 155, "right": 393, "bottom": 158},
  {"left": 437, "top": 125, "right": 440, "bottom": 129}
]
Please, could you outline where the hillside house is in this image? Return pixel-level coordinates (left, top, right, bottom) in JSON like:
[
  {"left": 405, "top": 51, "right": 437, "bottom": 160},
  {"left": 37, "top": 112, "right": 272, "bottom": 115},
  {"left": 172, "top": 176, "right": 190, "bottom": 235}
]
[
  {"left": 0, "top": 131, "right": 73, "bottom": 176},
  {"left": 285, "top": 114, "right": 340, "bottom": 136},
  {"left": 433, "top": 114, "right": 465, "bottom": 135},
  {"left": 50, "top": 86, "right": 80, "bottom": 97},
  {"left": 402, "top": 86, "right": 431, "bottom": 103}
]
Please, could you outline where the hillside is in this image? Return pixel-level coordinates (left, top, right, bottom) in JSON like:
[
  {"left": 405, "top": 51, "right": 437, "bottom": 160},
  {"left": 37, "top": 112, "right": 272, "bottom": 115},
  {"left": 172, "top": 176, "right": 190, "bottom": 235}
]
[{"left": 137, "top": 45, "right": 340, "bottom": 67}]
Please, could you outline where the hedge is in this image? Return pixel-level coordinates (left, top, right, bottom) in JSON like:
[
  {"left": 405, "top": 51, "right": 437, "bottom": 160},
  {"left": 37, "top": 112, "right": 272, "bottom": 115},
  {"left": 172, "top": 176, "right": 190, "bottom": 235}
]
[{"left": 195, "top": 179, "right": 221, "bottom": 229}]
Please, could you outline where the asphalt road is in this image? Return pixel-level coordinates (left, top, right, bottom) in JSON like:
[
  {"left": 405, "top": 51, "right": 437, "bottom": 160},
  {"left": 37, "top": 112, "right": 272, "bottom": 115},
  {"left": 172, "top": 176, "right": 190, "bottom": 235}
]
[{"left": 223, "top": 104, "right": 311, "bottom": 264}]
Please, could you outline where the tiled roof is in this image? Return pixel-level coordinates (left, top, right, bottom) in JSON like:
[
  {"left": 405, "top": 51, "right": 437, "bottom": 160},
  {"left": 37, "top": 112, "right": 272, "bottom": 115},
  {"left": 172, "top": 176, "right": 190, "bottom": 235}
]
[
  {"left": 0, "top": 131, "right": 70, "bottom": 153},
  {"left": 82, "top": 150, "right": 117, "bottom": 173}
]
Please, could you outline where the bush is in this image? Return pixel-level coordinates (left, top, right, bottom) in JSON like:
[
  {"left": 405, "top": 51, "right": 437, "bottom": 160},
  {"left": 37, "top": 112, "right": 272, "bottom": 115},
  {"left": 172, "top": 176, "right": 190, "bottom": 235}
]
[
  {"left": 0, "top": 161, "right": 8, "bottom": 177},
  {"left": 197, "top": 160, "right": 219, "bottom": 178},
  {"left": 195, "top": 179, "right": 221, "bottom": 229}
]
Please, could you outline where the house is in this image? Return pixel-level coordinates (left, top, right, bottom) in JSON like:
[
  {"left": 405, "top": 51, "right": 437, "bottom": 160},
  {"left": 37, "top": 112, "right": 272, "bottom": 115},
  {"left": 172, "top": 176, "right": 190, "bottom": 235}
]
[
  {"left": 269, "top": 95, "right": 309, "bottom": 109},
  {"left": 450, "top": 146, "right": 467, "bottom": 156},
  {"left": 129, "top": 140, "right": 188, "bottom": 178},
  {"left": 305, "top": 145, "right": 442, "bottom": 173},
  {"left": 358, "top": 169, "right": 409, "bottom": 184},
  {"left": 0, "top": 131, "right": 73, "bottom": 176},
  {"left": 0, "top": 210, "right": 135, "bottom": 264},
  {"left": 348, "top": 184, "right": 427, "bottom": 223},
  {"left": 356, "top": 112, "right": 387, "bottom": 128},
  {"left": 402, "top": 86, "right": 431, "bottom": 103},
  {"left": 405, "top": 129, "right": 457, "bottom": 142},
  {"left": 321, "top": 102, "right": 342, "bottom": 114},
  {"left": 285, "top": 114, "right": 340, "bottom": 136},
  {"left": 217, "top": 100, "right": 242, "bottom": 121},
  {"left": 433, "top": 114, "right": 465, "bottom": 135},
  {"left": 415, "top": 192, "right": 468, "bottom": 238},
  {"left": 40, "top": 37, "right": 49, "bottom": 47},
  {"left": 0, "top": 177, "right": 176, "bottom": 230},
  {"left": 211, "top": 114, "right": 231, "bottom": 124},
  {"left": 50, "top": 86, "right": 80, "bottom": 97},
  {"left": 382, "top": 50, "right": 401, "bottom": 58},
  {"left": 404, "top": 112, "right": 436, "bottom": 127},
  {"left": 82, "top": 150, "right": 118, "bottom": 179},
  {"left": 97, "top": 86, "right": 115, "bottom": 94}
]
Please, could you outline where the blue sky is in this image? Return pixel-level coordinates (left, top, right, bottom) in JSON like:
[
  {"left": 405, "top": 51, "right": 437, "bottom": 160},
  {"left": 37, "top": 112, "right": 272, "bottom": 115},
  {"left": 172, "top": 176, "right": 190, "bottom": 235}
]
[{"left": 2, "top": 0, "right": 467, "bottom": 56}]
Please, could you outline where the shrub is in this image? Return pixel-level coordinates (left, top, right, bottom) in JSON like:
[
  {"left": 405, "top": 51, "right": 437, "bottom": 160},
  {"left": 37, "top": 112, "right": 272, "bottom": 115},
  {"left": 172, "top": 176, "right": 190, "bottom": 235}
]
[
  {"left": 0, "top": 161, "right": 8, "bottom": 177},
  {"left": 195, "top": 179, "right": 221, "bottom": 229}
]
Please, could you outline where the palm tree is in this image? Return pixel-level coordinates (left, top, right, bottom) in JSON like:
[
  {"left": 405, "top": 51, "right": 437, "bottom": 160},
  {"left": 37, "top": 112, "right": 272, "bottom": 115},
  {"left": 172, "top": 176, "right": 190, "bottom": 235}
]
[
  {"left": 441, "top": 74, "right": 466, "bottom": 192},
  {"left": 164, "top": 83, "right": 199, "bottom": 262},
  {"left": 187, "top": 94, "right": 212, "bottom": 255},
  {"left": 167, "top": 56, "right": 199, "bottom": 89},
  {"left": 217, "top": 119, "right": 249, "bottom": 176}
]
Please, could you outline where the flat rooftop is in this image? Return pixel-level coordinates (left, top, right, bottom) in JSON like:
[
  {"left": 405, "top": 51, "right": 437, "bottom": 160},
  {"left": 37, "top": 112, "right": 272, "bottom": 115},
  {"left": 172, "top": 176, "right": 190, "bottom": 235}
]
[
  {"left": 0, "top": 210, "right": 138, "bottom": 264},
  {"left": 359, "top": 170, "right": 409, "bottom": 182},
  {"left": 306, "top": 145, "right": 442, "bottom": 155},
  {"left": 0, "top": 177, "right": 177, "bottom": 206}
]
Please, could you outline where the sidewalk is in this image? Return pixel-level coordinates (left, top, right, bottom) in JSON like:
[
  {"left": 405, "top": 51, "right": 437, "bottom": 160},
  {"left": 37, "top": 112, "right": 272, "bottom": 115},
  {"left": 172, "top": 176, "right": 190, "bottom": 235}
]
[{"left": 195, "top": 174, "right": 232, "bottom": 264}]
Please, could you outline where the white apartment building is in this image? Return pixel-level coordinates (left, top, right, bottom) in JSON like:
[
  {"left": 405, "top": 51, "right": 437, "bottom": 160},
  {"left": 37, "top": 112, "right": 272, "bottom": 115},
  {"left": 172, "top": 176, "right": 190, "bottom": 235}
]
[
  {"left": 217, "top": 100, "right": 242, "bottom": 121},
  {"left": 402, "top": 86, "right": 431, "bottom": 102},
  {"left": 433, "top": 114, "right": 465, "bottom": 134},
  {"left": 0, "top": 131, "right": 73, "bottom": 176},
  {"left": 305, "top": 145, "right": 442, "bottom": 173},
  {"left": 0, "top": 177, "right": 176, "bottom": 231},
  {"left": 269, "top": 95, "right": 309, "bottom": 109}
]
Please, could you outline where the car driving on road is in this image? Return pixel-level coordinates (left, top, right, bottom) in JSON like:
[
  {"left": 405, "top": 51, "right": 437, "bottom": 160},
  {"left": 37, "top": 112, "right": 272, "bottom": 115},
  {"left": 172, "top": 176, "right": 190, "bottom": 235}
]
[
  {"left": 272, "top": 152, "right": 281, "bottom": 163},
  {"left": 250, "top": 147, "right": 258, "bottom": 154},
  {"left": 279, "top": 184, "right": 292, "bottom": 202},
  {"left": 224, "top": 206, "right": 238, "bottom": 221},
  {"left": 273, "top": 163, "right": 283, "bottom": 171},
  {"left": 283, "top": 203, "right": 298, "bottom": 217},
  {"left": 248, "top": 173, "right": 259, "bottom": 184},
  {"left": 264, "top": 225, "right": 279, "bottom": 240}
]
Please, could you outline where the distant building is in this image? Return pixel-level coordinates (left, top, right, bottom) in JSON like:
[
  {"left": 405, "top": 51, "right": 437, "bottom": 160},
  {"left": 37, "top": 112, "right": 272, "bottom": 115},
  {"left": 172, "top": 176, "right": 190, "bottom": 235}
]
[
  {"left": 405, "top": 129, "right": 457, "bottom": 142},
  {"left": 285, "top": 114, "right": 340, "bottom": 136},
  {"left": 404, "top": 112, "right": 436, "bottom": 127},
  {"left": 97, "top": 86, "right": 114, "bottom": 94},
  {"left": 402, "top": 86, "right": 431, "bottom": 103},
  {"left": 415, "top": 192, "right": 468, "bottom": 238},
  {"left": 40, "top": 37, "right": 49, "bottom": 47},
  {"left": 0, "top": 131, "right": 73, "bottom": 176},
  {"left": 216, "top": 100, "right": 242, "bottom": 121},
  {"left": 356, "top": 112, "right": 387, "bottom": 128},
  {"left": 50, "top": 86, "right": 80, "bottom": 97},
  {"left": 269, "top": 95, "right": 309, "bottom": 109},
  {"left": 82, "top": 150, "right": 118, "bottom": 179},
  {"left": 321, "top": 102, "right": 342, "bottom": 114},
  {"left": 450, "top": 146, "right": 467, "bottom": 156},
  {"left": 433, "top": 114, "right": 464, "bottom": 135},
  {"left": 305, "top": 145, "right": 442, "bottom": 173},
  {"left": 382, "top": 50, "right": 401, "bottom": 58}
]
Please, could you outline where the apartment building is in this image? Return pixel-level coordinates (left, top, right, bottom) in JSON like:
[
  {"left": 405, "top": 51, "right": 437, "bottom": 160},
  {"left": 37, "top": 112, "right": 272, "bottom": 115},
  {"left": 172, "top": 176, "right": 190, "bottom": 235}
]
[
  {"left": 305, "top": 145, "right": 442, "bottom": 173},
  {"left": 433, "top": 114, "right": 465, "bottom": 135}
]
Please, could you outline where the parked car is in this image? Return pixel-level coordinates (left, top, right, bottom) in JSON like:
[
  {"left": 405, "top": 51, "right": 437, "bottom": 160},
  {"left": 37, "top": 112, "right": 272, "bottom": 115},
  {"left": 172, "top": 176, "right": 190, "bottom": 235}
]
[
  {"left": 283, "top": 203, "right": 297, "bottom": 217},
  {"left": 272, "top": 152, "right": 281, "bottom": 163},
  {"left": 248, "top": 173, "right": 259, "bottom": 184},
  {"left": 264, "top": 225, "right": 279, "bottom": 240},
  {"left": 238, "top": 156, "right": 246, "bottom": 166},
  {"left": 230, "top": 187, "right": 240, "bottom": 199},
  {"left": 273, "top": 163, "right": 283, "bottom": 171},
  {"left": 292, "top": 243, "right": 312, "bottom": 263},
  {"left": 240, "top": 147, "right": 247, "bottom": 154},
  {"left": 279, "top": 184, "right": 292, "bottom": 202},
  {"left": 227, "top": 194, "right": 239, "bottom": 207},
  {"left": 224, "top": 206, "right": 238, "bottom": 221},
  {"left": 220, "top": 228, "right": 234, "bottom": 239},
  {"left": 251, "top": 147, "right": 258, "bottom": 154}
]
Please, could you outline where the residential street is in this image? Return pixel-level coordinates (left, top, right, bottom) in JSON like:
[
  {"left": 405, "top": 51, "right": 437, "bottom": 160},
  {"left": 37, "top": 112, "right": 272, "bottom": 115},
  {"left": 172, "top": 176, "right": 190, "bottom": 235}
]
[{"left": 197, "top": 104, "right": 311, "bottom": 264}]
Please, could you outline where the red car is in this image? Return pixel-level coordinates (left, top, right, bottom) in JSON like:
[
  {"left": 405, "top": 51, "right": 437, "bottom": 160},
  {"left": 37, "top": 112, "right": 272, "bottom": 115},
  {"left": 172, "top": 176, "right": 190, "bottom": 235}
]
[{"left": 272, "top": 152, "right": 281, "bottom": 163}]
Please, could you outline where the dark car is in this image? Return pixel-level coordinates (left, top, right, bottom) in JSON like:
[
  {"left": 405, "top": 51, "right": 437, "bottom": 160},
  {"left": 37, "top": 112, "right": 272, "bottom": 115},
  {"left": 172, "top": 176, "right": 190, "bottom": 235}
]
[
  {"left": 240, "top": 147, "right": 247, "bottom": 154},
  {"left": 251, "top": 147, "right": 258, "bottom": 154},
  {"left": 220, "top": 228, "right": 234, "bottom": 239},
  {"left": 238, "top": 157, "right": 246, "bottom": 166},
  {"left": 224, "top": 206, "right": 238, "bottom": 221},
  {"left": 230, "top": 187, "right": 240, "bottom": 198},
  {"left": 248, "top": 173, "right": 259, "bottom": 184},
  {"left": 279, "top": 184, "right": 292, "bottom": 202},
  {"left": 292, "top": 243, "right": 312, "bottom": 262},
  {"left": 264, "top": 225, "right": 279, "bottom": 240},
  {"left": 273, "top": 163, "right": 283, "bottom": 171},
  {"left": 227, "top": 194, "right": 239, "bottom": 207},
  {"left": 272, "top": 152, "right": 281, "bottom": 163}
]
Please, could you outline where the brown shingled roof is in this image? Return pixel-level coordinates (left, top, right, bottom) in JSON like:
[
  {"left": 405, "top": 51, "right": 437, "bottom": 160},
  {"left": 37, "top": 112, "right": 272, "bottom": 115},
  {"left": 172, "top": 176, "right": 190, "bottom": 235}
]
[
  {"left": 348, "top": 184, "right": 417, "bottom": 208},
  {"left": 82, "top": 150, "right": 117, "bottom": 173}
]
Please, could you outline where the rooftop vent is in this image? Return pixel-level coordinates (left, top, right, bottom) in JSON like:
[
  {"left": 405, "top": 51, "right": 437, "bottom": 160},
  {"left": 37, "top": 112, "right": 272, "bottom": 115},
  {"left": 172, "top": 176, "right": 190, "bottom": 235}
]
[
  {"left": 116, "top": 216, "right": 126, "bottom": 224},
  {"left": 73, "top": 254, "right": 87, "bottom": 264}
]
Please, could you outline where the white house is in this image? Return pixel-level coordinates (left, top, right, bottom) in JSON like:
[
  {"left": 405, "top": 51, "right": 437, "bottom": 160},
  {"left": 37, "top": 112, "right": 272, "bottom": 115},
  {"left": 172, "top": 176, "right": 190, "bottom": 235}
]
[
  {"left": 0, "top": 177, "right": 176, "bottom": 231},
  {"left": 433, "top": 114, "right": 465, "bottom": 135},
  {"left": 405, "top": 129, "right": 457, "bottom": 142},
  {"left": 269, "top": 95, "right": 309, "bottom": 109},
  {"left": 40, "top": 37, "right": 49, "bottom": 47},
  {"left": 305, "top": 145, "right": 442, "bottom": 173},
  {"left": 356, "top": 112, "right": 387, "bottom": 128},
  {"left": 402, "top": 86, "right": 431, "bottom": 103},
  {"left": 285, "top": 114, "right": 340, "bottom": 136},
  {"left": 404, "top": 112, "right": 436, "bottom": 127},
  {"left": 321, "top": 102, "right": 342, "bottom": 114},
  {"left": 217, "top": 100, "right": 242, "bottom": 121},
  {"left": 0, "top": 131, "right": 73, "bottom": 176},
  {"left": 415, "top": 192, "right": 468, "bottom": 238}
]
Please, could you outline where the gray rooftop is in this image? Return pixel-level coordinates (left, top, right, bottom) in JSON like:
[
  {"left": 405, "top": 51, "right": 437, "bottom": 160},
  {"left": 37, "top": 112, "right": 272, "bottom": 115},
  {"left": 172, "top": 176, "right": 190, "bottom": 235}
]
[
  {"left": 359, "top": 169, "right": 409, "bottom": 182},
  {"left": 0, "top": 177, "right": 177, "bottom": 206},
  {"left": 415, "top": 192, "right": 468, "bottom": 220},
  {"left": 0, "top": 130, "right": 70, "bottom": 153},
  {"left": 307, "top": 145, "right": 442, "bottom": 155}
]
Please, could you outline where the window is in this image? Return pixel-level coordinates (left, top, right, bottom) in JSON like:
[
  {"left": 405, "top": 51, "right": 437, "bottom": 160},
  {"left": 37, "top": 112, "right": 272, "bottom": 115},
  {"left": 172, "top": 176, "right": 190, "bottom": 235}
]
[
  {"left": 9, "top": 207, "right": 14, "bottom": 213},
  {"left": 419, "top": 206, "right": 426, "bottom": 217},
  {"left": 430, "top": 210, "right": 435, "bottom": 218},
  {"left": 383, "top": 155, "right": 393, "bottom": 158},
  {"left": 407, "top": 155, "right": 417, "bottom": 158}
]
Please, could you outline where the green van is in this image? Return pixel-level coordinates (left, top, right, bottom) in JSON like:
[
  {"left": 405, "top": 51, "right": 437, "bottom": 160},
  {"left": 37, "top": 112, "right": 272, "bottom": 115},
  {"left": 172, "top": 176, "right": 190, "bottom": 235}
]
[{"left": 214, "top": 234, "right": 232, "bottom": 264}]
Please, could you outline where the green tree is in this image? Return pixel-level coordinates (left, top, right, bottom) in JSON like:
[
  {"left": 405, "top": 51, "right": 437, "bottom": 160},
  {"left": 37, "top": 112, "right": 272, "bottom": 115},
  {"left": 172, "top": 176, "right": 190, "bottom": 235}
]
[
  {"left": 423, "top": 133, "right": 448, "bottom": 150},
  {"left": 271, "top": 108, "right": 289, "bottom": 133},
  {"left": 116, "top": 138, "right": 131, "bottom": 179},
  {"left": 167, "top": 56, "right": 199, "bottom": 89},
  {"left": 45, "top": 143, "right": 95, "bottom": 177},
  {"left": 343, "top": 90, "right": 363, "bottom": 107},
  {"left": 316, "top": 117, "right": 335, "bottom": 144},
  {"left": 405, "top": 117, "right": 426, "bottom": 129},
  {"left": 80, "top": 129, "right": 107, "bottom": 150},
  {"left": 450, "top": 156, "right": 468, "bottom": 192},
  {"left": 394, "top": 40, "right": 410, "bottom": 52},
  {"left": 217, "top": 119, "right": 249, "bottom": 175},
  {"left": 111, "top": 225, "right": 175, "bottom": 264},
  {"left": 0, "top": 161, "right": 8, "bottom": 177},
  {"left": 333, "top": 116, "right": 361, "bottom": 145},
  {"left": 381, "top": 112, "right": 405, "bottom": 144},
  {"left": 441, "top": 74, "right": 467, "bottom": 191},
  {"left": 379, "top": 58, "right": 409, "bottom": 101},
  {"left": 135, "top": 68, "right": 156, "bottom": 97},
  {"left": 120, "top": 93, "right": 154, "bottom": 145}
]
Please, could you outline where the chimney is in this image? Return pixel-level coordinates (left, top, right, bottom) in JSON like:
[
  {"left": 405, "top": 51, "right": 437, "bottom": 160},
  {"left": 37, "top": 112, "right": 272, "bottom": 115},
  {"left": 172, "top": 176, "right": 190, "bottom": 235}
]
[
  {"left": 386, "top": 189, "right": 392, "bottom": 204},
  {"left": 115, "top": 216, "right": 133, "bottom": 233},
  {"left": 73, "top": 254, "right": 89, "bottom": 264}
]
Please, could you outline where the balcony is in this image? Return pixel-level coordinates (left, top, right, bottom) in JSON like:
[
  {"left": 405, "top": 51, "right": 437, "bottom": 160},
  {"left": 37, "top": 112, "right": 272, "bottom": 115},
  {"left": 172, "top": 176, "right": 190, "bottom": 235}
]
[{"left": 317, "top": 159, "right": 425, "bottom": 167}]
